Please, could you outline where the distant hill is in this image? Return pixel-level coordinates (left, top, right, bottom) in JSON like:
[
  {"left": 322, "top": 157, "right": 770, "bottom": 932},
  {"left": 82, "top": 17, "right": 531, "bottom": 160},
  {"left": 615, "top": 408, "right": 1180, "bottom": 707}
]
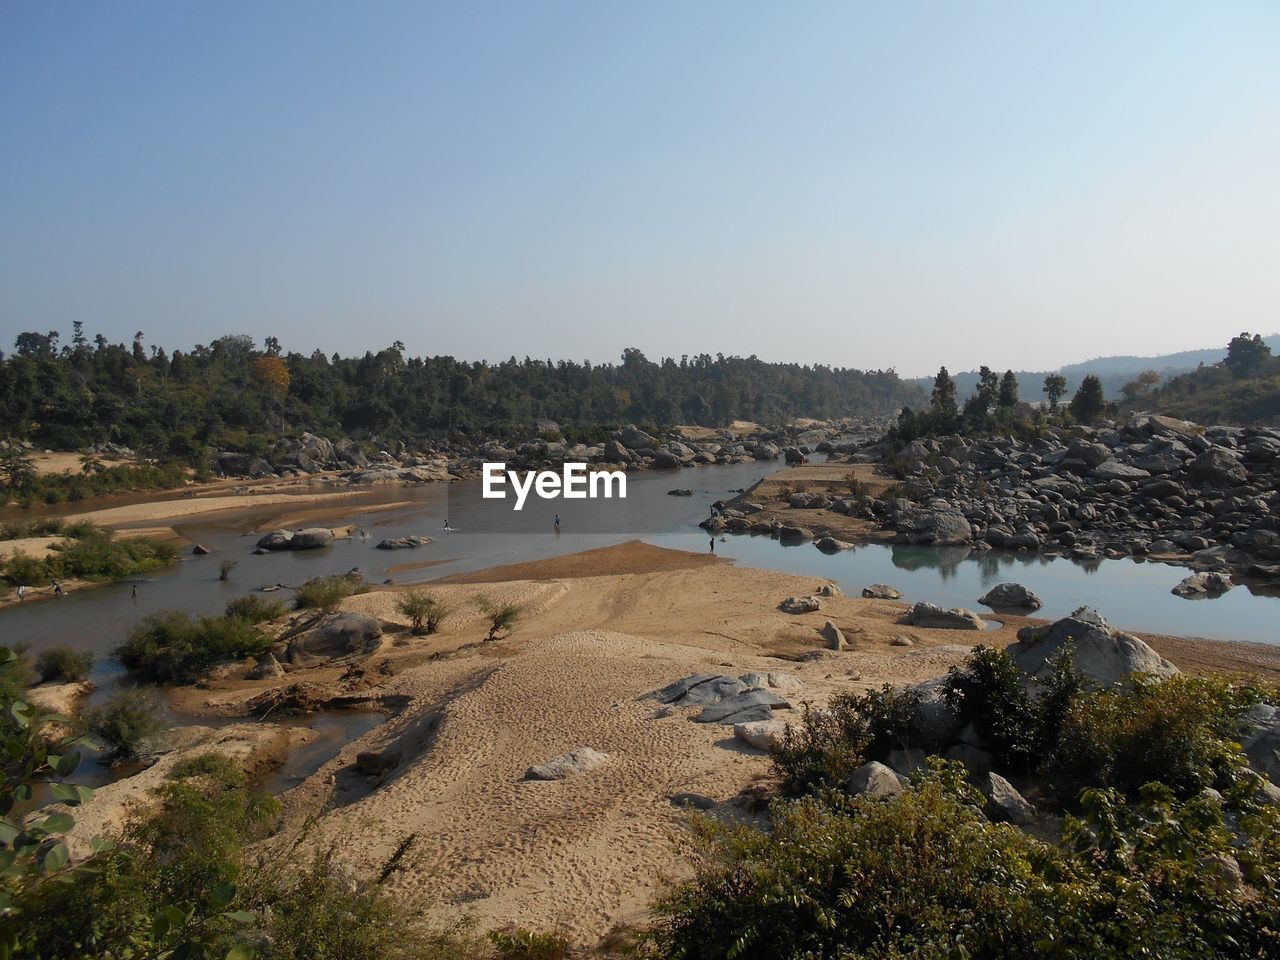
[{"left": 912, "top": 335, "right": 1280, "bottom": 401}]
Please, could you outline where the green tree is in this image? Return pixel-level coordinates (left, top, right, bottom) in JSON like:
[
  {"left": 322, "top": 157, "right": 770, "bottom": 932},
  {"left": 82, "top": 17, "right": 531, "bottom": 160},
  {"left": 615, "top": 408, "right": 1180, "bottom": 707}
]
[
  {"left": 0, "top": 445, "right": 36, "bottom": 495},
  {"left": 998, "top": 369, "right": 1019, "bottom": 407},
  {"left": 929, "top": 366, "right": 958, "bottom": 429},
  {"left": 1069, "top": 374, "right": 1106, "bottom": 424},
  {"left": 1225, "top": 331, "right": 1271, "bottom": 377},
  {"left": 1042, "top": 372, "right": 1067, "bottom": 410}
]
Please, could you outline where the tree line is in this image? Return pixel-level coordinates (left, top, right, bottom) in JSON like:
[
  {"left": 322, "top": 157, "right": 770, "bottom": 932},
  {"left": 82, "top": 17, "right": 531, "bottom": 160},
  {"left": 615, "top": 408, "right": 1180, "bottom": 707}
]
[{"left": 0, "top": 327, "right": 923, "bottom": 461}]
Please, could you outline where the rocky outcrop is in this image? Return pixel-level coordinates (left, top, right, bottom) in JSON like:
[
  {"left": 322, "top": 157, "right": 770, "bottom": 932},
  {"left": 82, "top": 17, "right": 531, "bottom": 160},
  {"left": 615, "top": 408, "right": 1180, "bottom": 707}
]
[
  {"left": 779, "top": 595, "right": 821, "bottom": 615},
  {"left": 861, "top": 584, "right": 902, "bottom": 599},
  {"left": 734, "top": 719, "right": 788, "bottom": 751},
  {"left": 1171, "top": 571, "right": 1233, "bottom": 597},
  {"left": 375, "top": 535, "right": 434, "bottom": 550},
  {"left": 846, "top": 761, "right": 903, "bottom": 798},
  {"left": 820, "top": 620, "right": 847, "bottom": 651},
  {"left": 1007, "top": 607, "right": 1178, "bottom": 686},
  {"left": 285, "top": 613, "right": 383, "bottom": 668},
  {"left": 906, "top": 602, "right": 986, "bottom": 630},
  {"left": 256, "top": 528, "right": 335, "bottom": 551},
  {"left": 694, "top": 689, "right": 792, "bottom": 725}
]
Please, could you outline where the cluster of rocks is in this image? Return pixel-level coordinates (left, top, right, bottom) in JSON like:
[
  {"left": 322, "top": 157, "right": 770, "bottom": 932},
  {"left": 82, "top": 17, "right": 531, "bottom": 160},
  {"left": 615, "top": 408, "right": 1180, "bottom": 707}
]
[
  {"left": 244, "top": 612, "right": 384, "bottom": 679},
  {"left": 853, "top": 416, "right": 1280, "bottom": 586},
  {"left": 648, "top": 672, "right": 798, "bottom": 728},
  {"left": 211, "top": 419, "right": 883, "bottom": 484},
  {"left": 255, "top": 527, "right": 337, "bottom": 551}
]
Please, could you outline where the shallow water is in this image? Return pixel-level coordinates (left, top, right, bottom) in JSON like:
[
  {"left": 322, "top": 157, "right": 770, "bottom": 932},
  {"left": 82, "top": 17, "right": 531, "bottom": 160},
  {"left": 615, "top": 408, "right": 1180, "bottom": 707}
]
[{"left": 4, "top": 459, "right": 1279, "bottom": 798}]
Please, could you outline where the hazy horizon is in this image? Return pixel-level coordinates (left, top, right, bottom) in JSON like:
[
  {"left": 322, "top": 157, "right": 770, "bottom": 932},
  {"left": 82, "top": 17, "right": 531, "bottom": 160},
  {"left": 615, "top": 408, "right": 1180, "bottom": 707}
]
[{"left": 3, "top": 2, "right": 1278, "bottom": 378}]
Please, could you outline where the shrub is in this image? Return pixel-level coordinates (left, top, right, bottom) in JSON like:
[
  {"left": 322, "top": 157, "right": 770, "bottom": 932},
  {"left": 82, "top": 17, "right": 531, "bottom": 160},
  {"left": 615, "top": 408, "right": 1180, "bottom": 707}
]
[
  {"left": 1050, "top": 673, "right": 1263, "bottom": 801},
  {"left": 116, "top": 610, "right": 272, "bottom": 683},
  {"left": 168, "top": 751, "right": 245, "bottom": 787},
  {"left": 488, "top": 928, "right": 571, "bottom": 959},
  {"left": 476, "top": 596, "right": 520, "bottom": 641},
  {"left": 395, "top": 590, "right": 449, "bottom": 635},
  {"left": 651, "top": 760, "right": 1280, "bottom": 960},
  {"left": 2, "top": 527, "right": 177, "bottom": 586},
  {"left": 86, "top": 688, "right": 167, "bottom": 760},
  {"left": 219, "top": 558, "right": 237, "bottom": 581},
  {"left": 225, "top": 593, "right": 288, "bottom": 624},
  {"left": 33, "top": 646, "right": 95, "bottom": 684},
  {"left": 772, "top": 684, "right": 921, "bottom": 795},
  {"left": 295, "top": 572, "right": 369, "bottom": 613}
]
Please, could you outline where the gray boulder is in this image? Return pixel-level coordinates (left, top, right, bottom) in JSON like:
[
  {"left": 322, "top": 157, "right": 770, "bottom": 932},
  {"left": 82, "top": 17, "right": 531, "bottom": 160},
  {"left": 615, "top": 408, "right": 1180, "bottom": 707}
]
[
  {"left": 247, "top": 652, "right": 285, "bottom": 679},
  {"left": 1191, "top": 447, "right": 1248, "bottom": 486},
  {"left": 978, "top": 583, "right": 1043, "bottom": 610},
  {"left": 846, "top": 761, "right": 903, "bottom": 797},
  {"left": 375, "top": 535, "right": 435, "bottom": 550},
  {"left": 898, "top": 507, "right": 973, "bottom": 545},
  {"left": 815, "top": 536, "right": 854, "bottom": 552},
  {"left": 1240, "top": 703, "right": 1280, "bottom": 784},
  {"left": 256, "top": 529, "right": 295, "bottom": 550},
  {"left": 525, "top": 747, "right": 609, "bottom": 781},
  {"left": 982, "top": 773, "right": 1036, "bottom": 825},
  {"left": 1092, "top": 460, "right": 1150, "bottom": 481},
  {"left": 1008, "top": 607, "right": 1178, "bottom": 686},
  {"left": 289, "top": 528, "right": 336, "bottom": 550},
  {"left": 695, "top": 689, "right": 791, "bottom": 725},
  {"left": 886, "top": 748, "right": 927, "bottom": 777},
  {"left": 1172, "top": 571, "right": 1233, "bottom": 598},
  {"left": 907, "top": 602, "right": 986, "bottom": 630},
  {"left": 286, "top": 613, "right": 383, "bottom": 668},
  {"left": 619, "top": 426, "right": 657, "bottom": 450},
  {"left": 733, "top": 719, "right": 788, "bottom": 751},
  {"left": 649, "top": 675, "right": 747, "bottom": 706},
  {"left": 820, "top": 620, "right": 847, "bottom": 651}
]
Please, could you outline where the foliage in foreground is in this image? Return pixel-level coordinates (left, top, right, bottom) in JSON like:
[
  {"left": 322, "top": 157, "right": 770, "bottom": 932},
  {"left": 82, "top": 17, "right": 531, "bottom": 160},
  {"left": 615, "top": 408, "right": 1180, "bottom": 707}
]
[
  {"left": 651, "top": 762, "right": 1280, "bottom": 960},
  {"left": 116, "top": 610, "right": 273, "bottom": 683},
  {"left": 85, "top": 687, "right": 168, "bottom": 761}
]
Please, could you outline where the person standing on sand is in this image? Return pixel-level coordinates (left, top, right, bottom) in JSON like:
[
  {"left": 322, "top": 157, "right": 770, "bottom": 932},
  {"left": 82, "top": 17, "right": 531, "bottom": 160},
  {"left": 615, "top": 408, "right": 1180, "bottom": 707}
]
[{"left": 709, "top": 537, "right": 715, "bottom": 553}]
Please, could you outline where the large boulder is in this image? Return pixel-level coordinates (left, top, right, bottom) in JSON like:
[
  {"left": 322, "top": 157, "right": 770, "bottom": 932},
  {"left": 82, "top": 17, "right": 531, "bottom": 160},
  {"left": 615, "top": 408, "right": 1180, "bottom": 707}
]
[
  {"left": 978, "top": 583, "right": 1042, "bottom": 610},
  {"left": 1008, "top": 607, "right": 1178, "bottom": 686},
  {"left": 1190, "top": 447, "right": 1248, "bottom": 486},
  {"left": 1240, "top": 703, "right": 1280, "bottom": 784},
  {"left": 820, "top": 620, "right": 847, "bottom": 651},
  {"left": 375, "top": 535, "right": 434, "bottom": 550},
  {"left": 907, "top": 602, "right": 986, "bottom": 630},
  {"left": 908, "top": 676, "right": 964, "bottom": 747},
  {"left": 256, "top": 529, "right": 295, "bottom": 550},
  {"left": 982, "top": 773, "right": 1036, "bottom": 825},
  {"left": 846, "top": 761, "right": 903, "bottom": 798},
  {"left": 862, "top": 584, "right": 902, "bottom": 600},
  {"left": 897, "top": 507, "right": 973, "bottom": 545},
  {"left": 694, "top": 689, "right": 791, "bottom": 725},
  {"left": 649, "top": 675, "right": 747, "bottom": 707},
  {"left": 525, "top": 747, "right": 609, "bottom": 781},
  {"left": 286, "top": 613, "right": 383, "bottom": 668},
  {"left": 1092, "top": 460, "right": 1151, "bottom": 481},
  {"left": 247, "top": 653, "right": 285, "bottom": 680},
  {"left": 289, "top": 528, "right": 336, "bottom": 550},
  {"left": 619, "top": 426, "right": 657, "bottom": 450},
  {"left": 734, "top": 719, "right": 788, "bottom": 751}
]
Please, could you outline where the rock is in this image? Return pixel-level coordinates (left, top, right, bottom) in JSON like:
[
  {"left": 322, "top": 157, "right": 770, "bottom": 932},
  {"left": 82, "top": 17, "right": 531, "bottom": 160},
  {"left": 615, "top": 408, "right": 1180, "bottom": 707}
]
[
  {"left": 982, "top": 773, "right": 1036, "bottom": 825},
  {"left": 256, "top": 529, "right": 295, "bottom": 550},
  {"left": 978, "top": 583, "right": 1043, "bottom": 610},
  {"left": 1009, "top": 607, "right": 1179, "bottom": 686},
  {"left": 286, "top": 613, "right": 383, "bottom": 668},
  {"left": 649, "top": 675, "right": 747, "bottom": 706},
  {"left": 817, "top": 583, "right": 843, "bottom": 597},
  {"left": 897, "top": 507, "right": 973, "bottom": 545},
  {"left": 890, "top": 636, "right": 914, "bottom": 647},
  {"left": 619, "top": 426, "right": 656, "bottom": 450},
  {"left": 667, "top": 488, "right": 693, "bottom": 497},
  {"left": 820, "top": 620, "right": 847, "bottom": 651},
  {"left": 734, "top": 719, "right": 788, "bottom": 751},
  {"left": 777, "top": 525, "right": 813, "bottom": 542},
  {"left": 1068, "top": 440, "right": 1112, "bottom": 467},
  {"left": 354, "top": 749, "right": 402, "bottom": 776},
  {"left": 815, "top": 536, "right": 854, "bottom": 552},
  {"left": 1241, "top": 704, "right": 1280, "bottom": 784},
  {"left": 525, "top": 747, "right": 609, "bottom": 781},
  {"left": 907, "top": 602, "right": 986, "bottom": 630},
  {"left": 289, "top": 527, "right": 336, "bottom": 550},
  {"left": 783, "top": 446, "right": 807, "bottom": 464},
  {"left": 247, "top": 653, "right": 285, "bottom": 679},
  {"left": 191, "top": 544, "right": 211, "bottom": 556},
  {"left": 886, "top": 748, "right": 927, "bottom": 776},
  {"left": 738, "top": 671, "right": 801, "bottom": 692},
  {"left": 846, "top": 761, "right": 903, "bottom": 797},
  {"left": 1190, "top": 447, "right": 1248, "bottom": 486},
  {"left": 695, "top": 689, "right": 791, "bottom": 724},
  {"left": 944, "top": 744, "right": 995, "bottom": 778},
  {"left": 375, "top": 535, "right": 435, "bottom": 550},
  {"left": 910, "top": 677, "right": 964, "bottom": 747},
  {"left": 861, "top": 584, "right": 902, "bottom": 599},
  {"left": 1171, "top": 571, "right": 1233, "bottom": 598},
  {"left": 779, "top": 595, "right": 821, "bottom": 614},
  {"left": 1092, "top": 460, "right": 1150, "bottom": 481}
]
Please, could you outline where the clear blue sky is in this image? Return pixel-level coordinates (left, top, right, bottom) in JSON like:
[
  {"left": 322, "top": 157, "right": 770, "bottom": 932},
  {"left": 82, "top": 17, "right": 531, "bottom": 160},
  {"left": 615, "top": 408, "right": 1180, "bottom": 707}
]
[{"left": 2, "top": 1, "right": 1277, "bottom": 376}]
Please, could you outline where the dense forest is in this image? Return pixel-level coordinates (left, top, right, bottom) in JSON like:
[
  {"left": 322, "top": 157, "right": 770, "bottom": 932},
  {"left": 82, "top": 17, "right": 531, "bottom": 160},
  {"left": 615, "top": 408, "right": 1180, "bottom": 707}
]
[{"left": 0, "top": 326, "right": 923, "bottom": 459}]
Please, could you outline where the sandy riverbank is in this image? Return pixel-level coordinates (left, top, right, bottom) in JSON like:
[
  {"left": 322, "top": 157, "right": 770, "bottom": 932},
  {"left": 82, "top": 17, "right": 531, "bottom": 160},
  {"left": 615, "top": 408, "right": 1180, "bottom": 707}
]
[
  {"left": 729, "top": 460, "right": 900, "bottom": 544},
  {"left": 150, "top": 539, "right": 1280, "bottom": 946}
]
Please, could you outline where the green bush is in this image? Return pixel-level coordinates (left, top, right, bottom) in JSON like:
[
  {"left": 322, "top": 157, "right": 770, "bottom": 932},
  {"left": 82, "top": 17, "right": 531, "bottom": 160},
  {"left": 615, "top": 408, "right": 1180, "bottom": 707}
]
[
  {"left": 33, "top": 645, "right": 94, "bottom": 684},
  {"left": 476, "top": 596, "right": 521, "bottom": 641},
  {"left": 488, "top": 928, "right": 571, "bottom": 959},
  {"left": 1050, "top": 673, "right": 1264, "bottom": 801},
  {"left": 651, "top": 761, "right": 1280, "bottom": 960},
  {"left": 85, "top": 688, "right": 167, "bottom": 760},
  {"left": 772, "top": 684, "right": 921, "bottom": 795},
  {"left": 294, "top": 573, "right": 369, "bottom": 613},
  {"left": 2, "top": 526, "right": 177, "bottom": 586},
  {"left": 168, "top": 751, "right": 246, "bottom": 787},
  {"left": 225, "top": 593, "right": 288, "bottom": 624},
  {"left": 116, "top": 610, "right": 272, "bottom": 683},
  {"left": 395, "top": 590, "right": 449, "bottom": 635}
]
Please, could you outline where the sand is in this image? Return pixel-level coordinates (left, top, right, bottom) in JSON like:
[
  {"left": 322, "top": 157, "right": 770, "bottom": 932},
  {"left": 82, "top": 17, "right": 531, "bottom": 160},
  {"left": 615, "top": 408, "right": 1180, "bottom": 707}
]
[
  {"left": 0, "top": 536, "right": 64, "bottom": 561},
  {"left": 60, "top": 491, "right": 364, "bottom": 528},
  {"left": 29, "top": 452, "right": 133, "bottom": 476},
  {"left": 730, "top": 461, "right": 900, "bottom": 544},
  {"left": 74, "top": 539, "right": 1280, "bottom": 946}
]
